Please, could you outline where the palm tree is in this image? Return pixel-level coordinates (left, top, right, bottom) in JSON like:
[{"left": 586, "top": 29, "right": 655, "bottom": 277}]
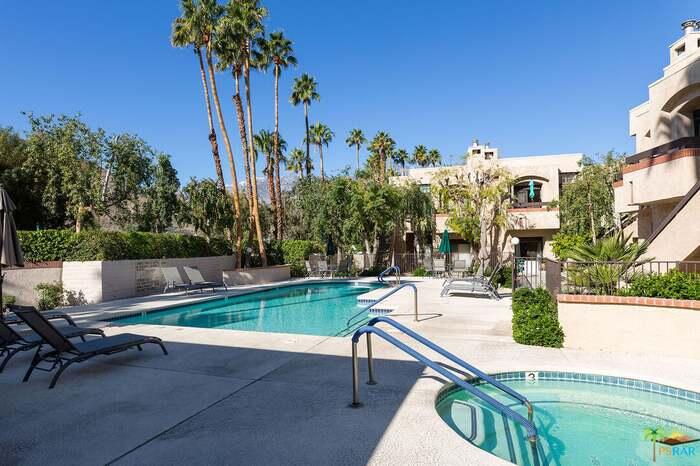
[
  {"left": 286, "top": 148, "right": 307, "bottom": 175},
  {"left": 171, "top": 0, "right": 226, "bottom": 194},
  {"left": 643, "top": 427, "right": 665, "bottom": 462},
  {"left": 428, "top": 148, "right": 442, "bottom": 167},
  {"left": 368, "top": 131, "right": 396, "bottom": 183},
  {"left": 306, "top": 123, "right": 334, "bottom": 180},
  {"left": 254, "top": 31, "right": 297, "bottom": 240},
  {"left": 214, "top": 13, "right": 255, "bottom": 247},
  {"left": 346, "top": 129, "right": 366, "bottom": 176},
  {"left": 412, "top": 145, "right": 429, "bottom": 167},
  {"left": 225, "top": 0, "right": 268, "bottom": 265},
  {"left": 290, "top": 73, "right": 320, "bottom": 176},
  {"left": 393, "top": 148, "right": 410, "bottom": 175},
  {"left": 254, "top": 130, "right": 286, "bottom": 212},
  {"left": 191, "top": 0, "right": 243, "bottom": 266}
]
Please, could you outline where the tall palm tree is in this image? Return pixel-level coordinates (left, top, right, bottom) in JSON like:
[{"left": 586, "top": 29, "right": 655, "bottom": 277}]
[
  {"left": 225, "top": 0, "right": 268, "bottom": 265},
  {"left": 368, "top": 131, "right": 395, "bottom": 183},
  {"left": 253, "top": 130, "right": 286, "bottom": 213},
  {"left": 171, "top": 0, "right": 226, "bottom": 193},
  {"left": 214, "top": 14, "right": 255, "bottom": 247},
  {"left": 428, "top": 148, "right": 442, "bottom": 167},
  {"left": 192, "top": 0, "right": 243, "bottom": 265},
  {"left": 290, "top": 73, "right": 320, "bottom": 176},
  {"left": 412, "top": 144, "right": 429, "bottom": 167},
  {"left": 286, "top": 148, "right": 307, "bottom": 175},
  {"left": 345, "top": 129, "right": 366, "bottom": 176},
  {"left": 253, "top": 31, "right": 297, "bottom": 240},
  {"left": 306, "top": 123, "right": 334, "bottom": 180},
  {"left": 393, "top": 148, "right": 410, "bottom": 174}
]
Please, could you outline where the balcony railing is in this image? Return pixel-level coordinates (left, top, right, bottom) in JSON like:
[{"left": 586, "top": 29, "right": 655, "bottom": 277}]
[
  {"left": 510, "top": 201, "right": 551, "bottom": 209},
  {"left": 625, "top": 136, "right": 700, "bottom": 164}
]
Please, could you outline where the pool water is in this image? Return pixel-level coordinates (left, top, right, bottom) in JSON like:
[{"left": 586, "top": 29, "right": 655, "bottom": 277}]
[
  {"left": 436, "top": 373, "right": 700, "bottom": 465},
  {"left": 113, "top": 282, "right": 383, "bottom": 336}
]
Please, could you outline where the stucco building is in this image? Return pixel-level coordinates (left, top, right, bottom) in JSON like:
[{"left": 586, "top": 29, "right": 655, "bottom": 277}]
[
  {"left": 615, "top": 20, "right": 700, "bottom": 261},
  {"left": 392, "top": 140, "right": 582, "bottom": 263}
]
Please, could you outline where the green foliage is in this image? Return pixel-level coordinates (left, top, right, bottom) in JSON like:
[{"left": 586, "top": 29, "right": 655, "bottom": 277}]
[
  {"left": 2, "top": 295, "right": 16, "bottom": 308},
  {"left": 18, "top": 230, "right": 231, "bottom": 262},
  {"left": 486, "top": 264, "right": 512, "bottom": 288},
  {"left": 558, "top": 151, "right": 623, "bottom": 241},
  {"left": 139, "top": 153, "right": 180, "bottom": 232},
  {"left": 621, "top": 270, "right": 700, "bottom": 300},
  {"left": 35, "top": 282, "right": 65, "bottom": 311},
  {"left": 551, "top": 233, "right": 589, "bottom": 260},
  {"left": 178, "top": 178, "right": 234, "bottom": 240},
  {"left": 511, "top": 288, "right": 564, "bottom": 348},
  {"left": 412, "top": 265, "right": 428, "bottom": 277},
  {"left": 359, "top": 265, "right": 385, "bottom": 277},
  {"left": 267, "top": 239, "right": 323, "bottom": 276}
]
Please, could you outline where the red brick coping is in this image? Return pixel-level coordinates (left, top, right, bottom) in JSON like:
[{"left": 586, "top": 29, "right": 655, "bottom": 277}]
[
  {"left": 622, "top": 148, "right": 700, "bottom": 174},
  {"left": 557, "top": 294, "right": 700, "bottom": 310}
]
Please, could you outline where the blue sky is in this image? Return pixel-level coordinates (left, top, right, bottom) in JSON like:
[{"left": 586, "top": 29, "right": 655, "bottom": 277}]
[{"left": 0, "top": 1, "right": 696, "bottom": 183}]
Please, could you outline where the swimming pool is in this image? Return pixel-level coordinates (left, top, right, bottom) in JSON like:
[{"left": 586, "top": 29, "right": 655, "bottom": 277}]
[
  {"left": 113, "top": 282, "right": 383, "bottom": 337},
  {"left": 436, "top": 371, "right": 700, "bottom": 465}
]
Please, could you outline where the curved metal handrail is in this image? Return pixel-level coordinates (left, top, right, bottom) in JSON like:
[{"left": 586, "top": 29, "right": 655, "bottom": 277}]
[
  {"left": 345, "top": 283, "right": 418, "bottom": 329},
  {"left": 363, "top": 316, "right": 533, "bottom": 419},
  {"left": 350, "top": 326, "right": 539, "bottom": 464},
  {"left": 352, "top": 326, "right": 540, "bottom": 466},
  {"left": 378, "top": 265, "right": 400, "bottom": 285}
]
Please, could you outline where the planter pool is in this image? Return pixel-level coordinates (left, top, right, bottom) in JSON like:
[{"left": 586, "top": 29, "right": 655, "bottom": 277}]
[
  {"left": 436, "top": 371, "right": 700, "bottom": 465},
  {"left": 112, "top": 281, "right": 382, "bottom": 336}
]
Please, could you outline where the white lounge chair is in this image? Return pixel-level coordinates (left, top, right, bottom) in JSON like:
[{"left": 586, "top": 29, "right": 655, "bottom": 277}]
[
  {"left": 183, "top": 266, "right": 227, "bottom": 292},
  {"left": 441, "top": 264, "right": 502, "bottom": 300}
]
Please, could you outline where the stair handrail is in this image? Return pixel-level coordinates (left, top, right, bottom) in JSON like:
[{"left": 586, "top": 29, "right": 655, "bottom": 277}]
[
  {"left": 351, "top": 325, "right": 540, "bottom": 466},
  {"left": 363, "top": 316, "right": 533, "bottom": 419},
  {"left": 378, "top": 265, "right": 400, "bottom": 285},
  {"left": 345, "top": 283, "right": 417, "bottom": 329},
  {"left": 350, "top": 325, "right": 539, "bottom": 465}
]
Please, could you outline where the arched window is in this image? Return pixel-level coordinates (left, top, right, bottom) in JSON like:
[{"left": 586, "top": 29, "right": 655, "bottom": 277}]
[{"left": 513, "top": 180, "right": 542, "bottom": 206}]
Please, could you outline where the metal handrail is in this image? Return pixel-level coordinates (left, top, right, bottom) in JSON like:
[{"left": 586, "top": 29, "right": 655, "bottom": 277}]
[
  {"left": 362, "top": 316, "right": 533, "bottom": 419},
  {"left": 350, "top": 325, "right": 539, "bottom": 464},
  {"left": 345, "top": 283, "right": 418, "bottom": 328},
  {"left": 378, "top": 265, "right": 400, "bottom": 285}
]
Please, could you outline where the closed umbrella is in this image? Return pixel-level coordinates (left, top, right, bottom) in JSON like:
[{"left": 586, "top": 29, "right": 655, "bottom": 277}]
[
  {"left": 0, "top": 185, "right": 24, "bottom": 316},
  {"left": 326, "top": 237, "right": 337, "bottom": 256},
  {"left": 438, "top": 229, "right": 451, "bottom": 254}
]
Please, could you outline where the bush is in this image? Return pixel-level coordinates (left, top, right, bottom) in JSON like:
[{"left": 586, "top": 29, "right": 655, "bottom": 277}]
[
  {"left": 267, "top": 240, "right": 324, "bottom": 277},
  {"left": 621, "top": 270, "right": 700, "bottom": 300},
  {"left": 486, "top": 264, "right": 512, "bottom": 288},
  {"left": 2, "top": 295, "right": 16, "bottom": 309},
  {"left": 18, "top": 230, "right": 232, "bottom": 262},
  {"left": 412, "top": 266, "right": 428, "bottom": 277},
  {"left": 551, "top": 233, "right": 589, "bottom": 260},
  {"left": 511, "top": 288, "right": 564, "bottom": 348},
  {"left": 36, "top": 282, "right": 65, "bottom": 311},
  {"left": 359, "top": 265, "right": 385, "bottom": 277}
]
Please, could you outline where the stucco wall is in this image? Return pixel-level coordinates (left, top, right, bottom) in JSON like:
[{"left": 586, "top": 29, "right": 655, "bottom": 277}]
[
  {"left": 559, "top": 299, "right": 700, "bottom": 359},
  {"left": 645, "top": 185, "right": 700, "bottom": 261},
  {"left": 3, "top": 267, "right": 63, "bottom": 306},
  {"left": 223, "top": 265, "right": 291, "bottom": 285}
]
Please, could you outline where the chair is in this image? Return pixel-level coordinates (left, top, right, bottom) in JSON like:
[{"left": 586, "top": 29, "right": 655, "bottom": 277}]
[
  {"left": 183, "top": 266, "right": 227, "bottom": 292},
  {"left": 13, "top": 307, "right": 167, "bottom": 389},
  {"left": 317, "top": 261, "right": 329, "bottom": 278},
  {"left": 2, "top": 307, "right": 77, "bottom": 327},
  {"left": 433, "top": 259, "right": 446, "bottom": 278},
  {"left": 161, "top": 266, "right": 200, "bottom": 294},
  {"left": 0, "top": 313, "right": 104, "bottom": 373},
  {"left": 440, "top": 264, "right": 503, "bottom": 299},
  {"left": 452, "top": 260, "right": 467, "bottom": 278}
]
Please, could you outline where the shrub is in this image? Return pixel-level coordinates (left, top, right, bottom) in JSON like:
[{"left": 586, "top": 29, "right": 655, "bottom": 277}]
[
  {"left": 267, "top": 240, "right": 324, "bottom": 277},
  {"left": 18, "top": 230, "right": 231, "bottom": 262},
  {"left": 412, "top": 266, "right": 428, "bottom": 277},
  {"left": 551, "top": 233, "right": 589, "bottom": 260},
  {"left": 359, "top": 265, "right": 385, "bottom": 277},
  {"left": 2, "top": 295, "right": 16, "bottom": 309},
  {"left": 486, "top": 264, "right": 512, "bottom": 288},
  {"left": 621, "top": 270, "right": 700, "bottom": 300},
  {"left": 36, "top": 282, "right": 65, "bottom": 311},
  {"left": 511, "top": 288, "right": 564, "bottom": 348}
]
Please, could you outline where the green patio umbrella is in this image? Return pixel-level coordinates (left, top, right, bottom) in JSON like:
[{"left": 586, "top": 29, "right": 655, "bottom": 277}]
[
  {"left": 326, "top": 236, "right": 337, "bottom": 256},
  {"left": 438, "top": 229, "right": 451, "bottom": 255},
  {"left": 0, "top": 185, "right": 24, "bottom": 316}
]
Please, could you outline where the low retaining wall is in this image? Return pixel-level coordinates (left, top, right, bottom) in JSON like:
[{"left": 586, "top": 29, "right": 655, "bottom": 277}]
[
  {"left": 4, "top": 265, "right": 63, "bottom": 306},
  {"left": 557, "top": 294, "right": 700, "bottom": 359},
  {"left": 223, "top": 265, "right": 291, "bottom": 285}
]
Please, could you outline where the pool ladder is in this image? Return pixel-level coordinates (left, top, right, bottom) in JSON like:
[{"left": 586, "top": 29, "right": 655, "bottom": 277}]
[
  {"left": 377, "top": 265, "right": 400, "bottom": 286},
  {"left": 350, "top": 316, "right": 541, "bottom": 466}
]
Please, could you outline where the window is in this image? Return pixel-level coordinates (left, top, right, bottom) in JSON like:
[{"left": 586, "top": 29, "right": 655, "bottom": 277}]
[
  {"left": 676, "top": 44, "right": 686, "bottom": 56},
  {"left": 559, "top": 172, "right": 577, "bottom": 192},
  {"left": 420, "top": 184, "right": 431, "bottom": 193},
  {"left": 485, "top": 151, "right": 494, "bottom": 160},
  {"left": 514, "top": 181, "right": 542, "bottom": 205}
]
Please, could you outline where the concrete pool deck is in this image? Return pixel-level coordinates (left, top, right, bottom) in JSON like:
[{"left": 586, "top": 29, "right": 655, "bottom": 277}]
[{"left": 2, "top": 279, "right": 699, "bottom": 465}]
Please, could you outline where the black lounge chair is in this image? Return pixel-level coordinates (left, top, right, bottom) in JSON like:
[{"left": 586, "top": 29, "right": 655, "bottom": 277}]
[
  {"left": 0, "top": 318, "right": 104, "bottom": 373},
  {"left": 2, "top": 305, "right": 78, "bottom": 326},
  {"left": 13, "top": 307, "right": 168, "bottom": 389}
]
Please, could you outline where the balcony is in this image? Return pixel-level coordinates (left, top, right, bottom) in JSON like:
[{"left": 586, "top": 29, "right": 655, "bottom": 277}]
[{"left": 508, "top": 203, "right": 559, "bottom": 230}]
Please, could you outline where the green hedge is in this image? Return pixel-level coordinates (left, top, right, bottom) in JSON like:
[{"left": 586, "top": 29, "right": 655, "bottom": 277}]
[
  {"left": 512, "top": 288, "right": 564, "bottom": 348},
  {"left": 18, "top": 230, "right": 231, "bottom": 262},
  {"left": 620, "top": 270, "right": 700, "bottom": 300},
  {"left": 267, "top": 239, "right": 324, "bottom": 277}
]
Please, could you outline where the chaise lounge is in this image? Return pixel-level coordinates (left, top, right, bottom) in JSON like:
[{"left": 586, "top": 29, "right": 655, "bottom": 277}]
[
  {"left": 183, "top": 266, "right": 227, "bottom": 292},
  {"left": 440, "top": 264, "right": 503, "bottom": 300},
  {"left": 13, "top": 307, "right": 168, "bottom": 389}
]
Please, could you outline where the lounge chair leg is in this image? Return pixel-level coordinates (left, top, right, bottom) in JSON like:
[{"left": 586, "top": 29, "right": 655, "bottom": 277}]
[
  {"left": 48, "top": 360, "right": 74, "bottom": 389},
  {"left": 157, "top": 342, "right": 168, "bottom": 355},
  {"left": 137, "top": 345, "right": 143, "bottom": 351},
  {"left": 22, "top": 348, "right": 43, "bottom": 382},
  {"left": 0, "top": 347, "right": 21, "bottom": 373}
]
